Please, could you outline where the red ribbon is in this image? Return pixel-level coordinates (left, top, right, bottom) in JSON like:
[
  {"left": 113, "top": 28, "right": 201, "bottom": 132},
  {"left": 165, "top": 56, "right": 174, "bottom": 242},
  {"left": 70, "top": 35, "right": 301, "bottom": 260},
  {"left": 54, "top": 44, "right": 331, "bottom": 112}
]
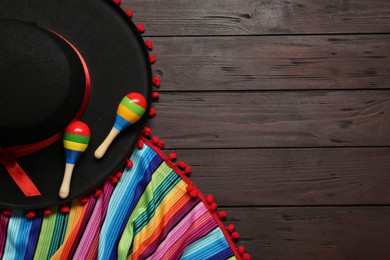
[{"left": 0, "top": 31, "right": 91, "bottom": 197}]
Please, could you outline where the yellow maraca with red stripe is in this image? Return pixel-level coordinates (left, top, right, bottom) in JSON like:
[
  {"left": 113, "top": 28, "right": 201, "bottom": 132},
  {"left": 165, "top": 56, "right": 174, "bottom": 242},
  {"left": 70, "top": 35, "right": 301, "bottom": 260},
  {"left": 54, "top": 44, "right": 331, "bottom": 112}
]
[
  {"left": 59, "top": 121, "right": 90, "bottom": 199},
  {"left": 94, "top": 92, "right": 147, "bottom": 159}
]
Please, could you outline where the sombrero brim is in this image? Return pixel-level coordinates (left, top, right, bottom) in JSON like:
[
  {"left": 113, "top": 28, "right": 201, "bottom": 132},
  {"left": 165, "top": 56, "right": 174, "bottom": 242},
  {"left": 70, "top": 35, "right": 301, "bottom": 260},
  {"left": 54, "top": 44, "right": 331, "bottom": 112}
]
[{"left": 0, "top": 0, "right": 151, "bottom": 209}]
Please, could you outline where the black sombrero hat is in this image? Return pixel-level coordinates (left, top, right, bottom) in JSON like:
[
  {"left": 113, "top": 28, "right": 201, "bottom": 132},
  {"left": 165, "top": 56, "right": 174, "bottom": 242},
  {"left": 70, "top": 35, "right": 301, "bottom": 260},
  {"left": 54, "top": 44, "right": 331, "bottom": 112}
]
[{"left": 0, "top": 0, "right": 152, "bottom": 209}]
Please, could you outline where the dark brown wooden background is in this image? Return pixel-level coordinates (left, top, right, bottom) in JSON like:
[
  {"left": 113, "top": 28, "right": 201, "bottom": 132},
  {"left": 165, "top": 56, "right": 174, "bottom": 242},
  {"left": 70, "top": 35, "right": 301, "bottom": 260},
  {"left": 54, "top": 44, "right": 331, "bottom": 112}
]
[{"left": 125, "top": 0, "right": 390, "bottom": 258}]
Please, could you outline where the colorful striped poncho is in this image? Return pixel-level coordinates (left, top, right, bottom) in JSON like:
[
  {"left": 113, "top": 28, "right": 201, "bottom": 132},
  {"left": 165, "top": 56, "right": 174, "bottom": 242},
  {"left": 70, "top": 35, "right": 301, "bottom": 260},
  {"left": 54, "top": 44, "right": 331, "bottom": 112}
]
[{"left": 0, "top": 139, "right": 243, "bottom": 259}]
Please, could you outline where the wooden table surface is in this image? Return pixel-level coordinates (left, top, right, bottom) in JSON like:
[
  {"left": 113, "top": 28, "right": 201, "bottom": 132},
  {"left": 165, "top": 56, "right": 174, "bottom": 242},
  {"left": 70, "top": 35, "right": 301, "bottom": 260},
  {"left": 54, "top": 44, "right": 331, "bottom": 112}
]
[{"left": 125, "top": 0, "right": 390, "bottom": 258}]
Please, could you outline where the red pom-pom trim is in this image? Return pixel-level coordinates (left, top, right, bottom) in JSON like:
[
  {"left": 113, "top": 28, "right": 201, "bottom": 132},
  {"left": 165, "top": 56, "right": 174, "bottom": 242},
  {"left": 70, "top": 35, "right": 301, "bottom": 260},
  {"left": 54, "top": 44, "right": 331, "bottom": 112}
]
[
  {"left": 2, "top": 210, "right": 12, "bottom": 217},
  {"left": 151, "top": 136, "right": 159, "bottom": 145},
  {"left": 186, "top": 185, "right": 194, "bottom": 192},
  {"left": 237, "top": 245, "right": 246, "bottom": 255},
  {"left": 79, "top": 196, "right": 89, "bottom": 204},
  {"left": 176, "top": 161, "right": 187, "bottom": 169},
  {"left": 137, "top": 139, "right": 144, "bottom": 149},
  {"left": 145, "top": 40, "right": 153, "bottom": 50},
  {"left": 43, "top": 209, "right": 53, "bottom": 216},
  {"left": 143, "top": 126, "right": 152, "bottom": 137},
  {"left": 60, "top": 205, "right": 70, "bottom": 214},
  {"left": 243, "top": 253, "right": 251, "bottom": 260},
  {"left": 126, "top": 159, "right": 134, "bottom": 169},
  {"left": 26, "top": 211, "right": 36, "bottom": 219},
  {"left": 218, "top": 210, "right": 227, "bottom": 219},
  {"left": 115, "top": 171, "right": 123, "bottom": 179},
  {"left": 157, "top": 140, "right": 165, "bottom": 149},
  {"left": 149, "top": 108, "right": 156, "bottom": 117},
  {"left": 152, "top": 76, "right": 161, "bottom": 88},
  {"left": 149, "top": 54, "right": 156, "bottom": 64},
  {"left": 206, "top": 194, "right": 214, "bottom": 204},
  {"left": 125, "top": 9, "right": 133, "bottom": 18},
  {"left": 152, "top": 92, "right": 160, "bottom": 100},
  {"left": 210, "top": 201, "right": 218, "bottom": 211},
  {"left": 94, "top": 189, "right": 102, "bottom": 198},
  {"left": 113, "top": 0, "right": 121, "bottom": 5},
  {"left": 110, "top": 176, "right": 119, "bottom": 184},
  {"left": 168, "top": 152, "right": 177, "bottom": 161},
  {"left": 226, "top": 224, "right": 235, "bottom": 233},
  {"left": 137, "top": 24, "right": 145, "bottom": 33},
  {"left": 231, "top": 231, "right": 240, "bottom": 240},
  {"left": 189, "top": 190, "right": 198, "bottom": 198},
  {"left": 184, "top": 166, "right": 191, "bottom": 175}
]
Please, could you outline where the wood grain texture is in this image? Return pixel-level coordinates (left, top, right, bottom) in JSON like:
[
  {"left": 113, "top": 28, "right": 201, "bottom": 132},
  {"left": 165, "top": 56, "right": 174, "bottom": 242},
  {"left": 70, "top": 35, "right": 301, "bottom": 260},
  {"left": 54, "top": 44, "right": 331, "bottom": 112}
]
[
  {"left": 223, "top": 206, "right": 390, "bottom": 259},
  {"left": 124, "top": 0, "right": 390, "bottom": 36},
  {"left": 150, "top": 35, "right": 390, "bottom": 91},
  {"left": 149, "top": 91, "right": 390, "bottom": 148},
  {"left": 166, "top": 148, "right": 390, "bottom": 206}
]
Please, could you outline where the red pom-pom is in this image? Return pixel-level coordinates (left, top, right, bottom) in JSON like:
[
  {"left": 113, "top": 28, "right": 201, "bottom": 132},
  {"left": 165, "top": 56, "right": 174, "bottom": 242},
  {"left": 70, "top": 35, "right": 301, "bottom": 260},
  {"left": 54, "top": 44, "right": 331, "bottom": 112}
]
[
  {"left": 137, "top": 139, "right": 144, "bottom": 149},
  {"left": 149, "top": 108, "right": 156, "bottom": 117},
  {"left": 186, "top": 185, "right": 194, "bottom": 192},
  {"left": 151, "top": 136, "right": 159, "bottom": 145},
  {"left": 210, "top": 202, "right": 218, "bottom": 211},
  {"left": 157, "top": 140, "right": 165, "bottom": 149},
  {"left": 176, "top": 161, "right": 187, "bottom": 169},
  {"left": 143, "top": 126, "right": 152, "bottom": 137},
  {"left": 189, "top": 190, "right": 198, "bottom": 198},
  {"left": 152, "top": 92, "right": 160, "bottom": 100},
  {"left": 43, "top": 209, "right": 53, "bottom": 216},
  {"left": 149, "top": 54, "right": 156, "bottom": 64},
  {"left": 218, "top": 210, "right": 227, "bottom": 219},
  {"left": 145, "top": 40, "right": 153, "bottom": 50},
  {"left": 79, "top": 197, "right": 89, "bottom": 204},
  {"left": 26, "top": 211, "right": 36, "bottom": 219},
  {"left": 94, "top": 189, "right": 102, "bottom": 198},
  {"left": 115, "top": 171, "right": 123, "bottom": 179},
  {"left": 126, "top": 159, "right": 134, "bottom": 168},
  {"left": 206, "top": 194, "right": 214, "bottom": 204},
  {"left": 168, "top": 152, "right": 177, "bottom": 161},
  {"left": 184, "top": 166, "right": 191, "bottom": 175},
  {"left": 2, "top": 210, "right": 12, "bottom": 217},
  {"left": 125, "top": 9, "right": 133, "bottom": 18},
  {"left": 231, "top": 231, "right": 240, "bottom": 240},
  {"left": 137, "top": 24, "right": 145, "bottom": 33},
  {"left": 152, "top": 76, "right": 161, "bottom": 88},
  {"left": 110, "top": 176, "right": 119, "bottom": 184},
  {"left": 113, "top": 0, "right": 121, "bottom": 5},
  {"left": 60, "top": 205, "right": 70, "bottom": 214},
  {"left": 226, "top": 224, "right": 235, "bottom": 233},
  {"left": 237, "top": 246, "right": 246, "bottom": 255},
  {"left": 243, "top": 253, "right": 251, "bottom": 260}
]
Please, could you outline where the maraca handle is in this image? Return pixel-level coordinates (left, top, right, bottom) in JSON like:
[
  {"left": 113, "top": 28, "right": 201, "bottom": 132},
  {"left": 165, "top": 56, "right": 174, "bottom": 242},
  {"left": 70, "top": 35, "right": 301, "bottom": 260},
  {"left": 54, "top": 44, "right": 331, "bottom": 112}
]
[
  {"left": 94, "top": 127, "right": 120, "bottom": 159},
  {"left": 59, "top": 163, "right": 75, "bottom": 199}
]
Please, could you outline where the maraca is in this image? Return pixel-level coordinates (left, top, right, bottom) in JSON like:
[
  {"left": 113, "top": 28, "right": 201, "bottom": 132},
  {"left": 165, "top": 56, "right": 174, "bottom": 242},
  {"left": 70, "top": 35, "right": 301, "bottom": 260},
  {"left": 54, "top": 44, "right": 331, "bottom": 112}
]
[
  {"left": 59, "top": 121, "right": 91, "bottom": 199},
  {"left": 94, "top": 92, "right": 147, "bottom": 159}
]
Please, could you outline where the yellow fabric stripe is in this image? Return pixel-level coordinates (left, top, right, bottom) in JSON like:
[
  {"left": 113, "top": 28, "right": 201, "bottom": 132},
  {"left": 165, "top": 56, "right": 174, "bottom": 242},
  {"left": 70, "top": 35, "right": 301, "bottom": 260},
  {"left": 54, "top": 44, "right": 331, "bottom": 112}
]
[
  {"left": 117, "top": 103, "right": 141, "bottom": 124},
  {"left": 63, "top": 140, "right": 88, "bottom": 152},
  {"left": 64, "top": 200, "right": 85, "bottom": 239}
]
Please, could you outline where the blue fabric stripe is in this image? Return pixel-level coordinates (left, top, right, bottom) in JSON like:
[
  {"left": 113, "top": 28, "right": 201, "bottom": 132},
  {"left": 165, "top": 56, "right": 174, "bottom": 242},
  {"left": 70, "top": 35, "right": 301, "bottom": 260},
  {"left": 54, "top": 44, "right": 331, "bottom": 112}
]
[
  {"left": 181, "top": 227, "right": 233, "bottom": 260},
  {"left": 3, "top": 210, "right": 33, "bottom": 260},
  {"left": 98, "top": 145, "right": 162, "bottom": 260},
  {"left": 24, "top": 213, "right": 43, "bottom": 260}
]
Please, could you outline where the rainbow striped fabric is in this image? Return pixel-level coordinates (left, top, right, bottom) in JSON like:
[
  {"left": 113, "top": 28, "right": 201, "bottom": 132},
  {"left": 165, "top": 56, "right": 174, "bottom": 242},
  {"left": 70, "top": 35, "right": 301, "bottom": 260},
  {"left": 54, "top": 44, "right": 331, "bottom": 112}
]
[{"left": 0, "top": 139, "right": 240, "bottom": 259}]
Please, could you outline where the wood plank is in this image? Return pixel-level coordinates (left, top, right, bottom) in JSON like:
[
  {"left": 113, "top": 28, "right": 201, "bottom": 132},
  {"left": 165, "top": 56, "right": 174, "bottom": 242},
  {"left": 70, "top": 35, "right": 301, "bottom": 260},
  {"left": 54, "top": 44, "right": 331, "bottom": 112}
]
[
  {"left": 223, "top": 206, "right": 390, "bottom": 259},
  {"left": 125, "top": 0, "right": 390, "bottom": 36},
  {"left": 149, "top": 35, "right": 390, "bottom": 91},
  {"left": 166, "top": 148, "right": 390, "bottom": 206},
  {"left": 148, "top": 91, "right": 390, "bottom": 149}
]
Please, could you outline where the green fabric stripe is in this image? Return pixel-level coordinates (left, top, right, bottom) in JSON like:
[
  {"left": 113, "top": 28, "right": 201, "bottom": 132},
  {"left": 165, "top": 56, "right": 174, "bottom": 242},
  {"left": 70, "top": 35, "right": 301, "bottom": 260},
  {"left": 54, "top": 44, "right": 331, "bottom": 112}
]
[
  {"left": 120, "top": 97, "right": 145, "bottom": 117},
  {"left": 33, "top": 207, "right": 58, "bottom": 260},
  {"left": 133, "top": 172, "right": 180, "bottom": 235},
  {"left": 117, "top": 162, "right": 173, "bottom": 259},
  {"left": 59, "top": 212, "right": 69, "bottom": 245},
  {"left": 63, "top": 132, "right": 90, "bottom": 144},
  {"left": 47, "top": 211, "right": 67, "bottom": 257}
]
